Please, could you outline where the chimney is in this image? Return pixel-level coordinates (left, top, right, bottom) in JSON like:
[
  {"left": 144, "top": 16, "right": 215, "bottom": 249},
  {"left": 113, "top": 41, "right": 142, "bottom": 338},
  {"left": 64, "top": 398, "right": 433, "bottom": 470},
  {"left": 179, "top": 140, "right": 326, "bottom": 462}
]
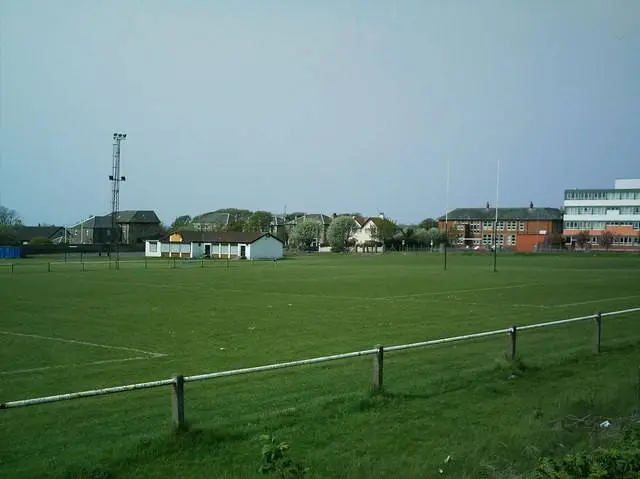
[
  {"left": 529, "top": 201, "right": 534, "bottom": 209},
  {"left": 379, "top": 212, "right": 385, "bottom": 220},
  {"left": 332, "top": 213, "right": 337, "bottom": 218},
  {"left": 485, "top": 202, "right": 490, "bottom": 210}
]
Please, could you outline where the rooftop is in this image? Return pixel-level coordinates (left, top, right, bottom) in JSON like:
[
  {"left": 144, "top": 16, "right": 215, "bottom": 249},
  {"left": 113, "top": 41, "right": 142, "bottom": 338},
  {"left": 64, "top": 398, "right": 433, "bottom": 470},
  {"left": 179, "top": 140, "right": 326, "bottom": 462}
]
[{"left": 440, "top": 207, "right": 563, "bottom": 221}]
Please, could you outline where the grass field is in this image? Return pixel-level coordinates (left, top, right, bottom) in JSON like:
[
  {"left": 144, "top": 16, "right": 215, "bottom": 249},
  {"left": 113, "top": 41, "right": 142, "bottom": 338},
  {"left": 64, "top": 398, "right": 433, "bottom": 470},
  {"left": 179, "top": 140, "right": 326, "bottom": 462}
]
[{"left": 1, "top": 252, "right": 640, "bottom": 478}]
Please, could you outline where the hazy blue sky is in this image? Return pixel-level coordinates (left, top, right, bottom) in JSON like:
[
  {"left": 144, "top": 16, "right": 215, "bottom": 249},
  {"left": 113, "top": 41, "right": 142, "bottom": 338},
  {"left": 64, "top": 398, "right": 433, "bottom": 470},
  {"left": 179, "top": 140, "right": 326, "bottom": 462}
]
[{"left": 1, "top": 0, "right": 638, "bottom": 226}]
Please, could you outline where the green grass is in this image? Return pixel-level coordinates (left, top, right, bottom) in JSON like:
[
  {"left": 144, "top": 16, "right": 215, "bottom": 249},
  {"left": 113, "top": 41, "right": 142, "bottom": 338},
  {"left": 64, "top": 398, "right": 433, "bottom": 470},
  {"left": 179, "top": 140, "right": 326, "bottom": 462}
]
[{"left": 1, "top": 253, "right": 640, "bottom": 478}]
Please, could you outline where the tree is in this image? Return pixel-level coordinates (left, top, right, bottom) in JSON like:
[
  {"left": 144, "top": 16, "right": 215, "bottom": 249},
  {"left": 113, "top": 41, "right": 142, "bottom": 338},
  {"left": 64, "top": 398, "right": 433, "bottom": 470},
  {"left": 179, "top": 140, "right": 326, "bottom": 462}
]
[
  {"left": 419, "top": 218, "right": 438, "bottom": 230},
  {"left": 412, "top": 228, "right": 431, "bottom": 247},
  {"left": 290, "top": 221, "right": 322, "bottom": 250},
  {"left": 327, "top": 216, "right": 356, "bottom": 252},
  {"left": 246, "top": 211, "right": 273, "bottom": 232},
  {"left": 0, "top": 206, "right": 22, "bottom": 227},
  {"left": 576, "top": 231, "right": 590, "bottom": 249},
  {"left": 426, "top": 227, "right": 448, "bottom": 246},
  {"left": 224, "top": 218, "right": 247, "bottom": 232},
  {"left": 599, "top": 231, "right": 614, "bottom": 250},
  {"left": 0, "top": 225, "right": 20, "bottom": 246},
  {"left": 370, "top": 218, "right": 398, "bottom": 247},
  {"left": 171, "top": 215, "right": 191, "bottom": 231}
]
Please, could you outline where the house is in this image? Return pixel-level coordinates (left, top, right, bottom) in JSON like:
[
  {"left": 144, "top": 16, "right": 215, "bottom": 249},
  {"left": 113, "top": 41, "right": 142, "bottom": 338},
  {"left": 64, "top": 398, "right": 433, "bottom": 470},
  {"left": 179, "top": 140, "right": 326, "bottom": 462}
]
[
  {"left": 270, "top": 213, "right": 333, "bottom": 247},
  {"left": 68, "top": 210, "right": 162, "bottom": 245},
  {"left": 350, "top": 214, "right": 388, "bottom": 252},
  {"left": 190, "top": 211, "right": 250, "bottom": 231},
  {"left": 563, "top": 178, "right": 640, "bottom": 249},
  {"left": 14, "top": 226, "right": 68, "bottom": 245},
  {"left": 145, "top": 231, "right": 284, "bottom": 260},
  {"left": 438, "top": 203, "right": 563, "bottom": 252}
]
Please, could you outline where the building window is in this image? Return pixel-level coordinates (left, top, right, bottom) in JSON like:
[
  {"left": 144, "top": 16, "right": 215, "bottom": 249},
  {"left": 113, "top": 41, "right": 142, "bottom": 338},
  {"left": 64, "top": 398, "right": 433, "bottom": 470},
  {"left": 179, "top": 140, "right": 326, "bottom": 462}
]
[
  {"left": 483, "top": 221, "right": 492, "bottom": 230},
  {"left": 496, "top": 235, "right": 504, "bottom": 245},
  {"left": 482, "top": 234, "right": 492, "bottom": 245},
  {"left": 506, "top": 235, "right": 516, "bottom": 245},
  {"left": 496, "top": 221, "right": 504, "bottom": 231},
  {"left": 471, "top": 222, "right": 481, "bottom": 233},
  {"left": 518, "top": 222, "right": 525, "bottom": 232},
  {"left": 507, "top": 221, "right": 517, "bottom": 231},
  {"left": 149, "top": 241, "right": 158, "bottom": 253}
]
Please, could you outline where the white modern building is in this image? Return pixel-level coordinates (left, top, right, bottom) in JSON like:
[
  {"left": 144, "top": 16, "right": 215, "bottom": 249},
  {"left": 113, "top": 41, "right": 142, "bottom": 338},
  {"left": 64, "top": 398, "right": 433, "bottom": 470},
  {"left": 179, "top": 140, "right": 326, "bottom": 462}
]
[
  {"left": 563, "top": 178, "right": 640, "bottom": 248},
  {"left": 145, "top": 231, "right": 284, "bottom": 260}
]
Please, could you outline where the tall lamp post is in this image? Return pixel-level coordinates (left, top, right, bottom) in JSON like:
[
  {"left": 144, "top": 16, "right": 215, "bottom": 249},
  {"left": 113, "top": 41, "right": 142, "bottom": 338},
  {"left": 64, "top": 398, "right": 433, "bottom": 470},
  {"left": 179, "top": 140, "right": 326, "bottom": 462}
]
[
  {"left": 109, "top": 132, "right": 127, "bottom": 269},
  {"left": 492, "top": 159, "right": 500, "bottom": 273},
  {"left": 444, "top": 157, "right": 450, "bottom": 271}
]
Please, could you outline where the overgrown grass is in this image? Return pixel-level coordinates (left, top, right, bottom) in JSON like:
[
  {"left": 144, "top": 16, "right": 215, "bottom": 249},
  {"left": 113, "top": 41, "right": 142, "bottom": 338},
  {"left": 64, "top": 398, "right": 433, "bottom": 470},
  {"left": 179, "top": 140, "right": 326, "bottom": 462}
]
[{"left": 1, "top": 253, "right": 639, "bottom": 478}]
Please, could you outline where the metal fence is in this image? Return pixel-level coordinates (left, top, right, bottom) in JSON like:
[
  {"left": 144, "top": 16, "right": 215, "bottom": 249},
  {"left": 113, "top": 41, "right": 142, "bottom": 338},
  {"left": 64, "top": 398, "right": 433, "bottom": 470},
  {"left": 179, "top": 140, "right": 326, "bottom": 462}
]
[
  {"left": 0, "top": 256, "right": 243, "bottom": 273},
  {"left": 2, "top": 307, "right": 639, "bottom": 430}
]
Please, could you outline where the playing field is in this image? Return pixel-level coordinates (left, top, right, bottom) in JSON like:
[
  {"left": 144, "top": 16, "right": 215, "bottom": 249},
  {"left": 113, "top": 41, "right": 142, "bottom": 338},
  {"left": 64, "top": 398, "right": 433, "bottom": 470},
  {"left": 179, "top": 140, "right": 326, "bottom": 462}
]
[{"left": 1, "top": 253, "right": 639, "bottom": 478}]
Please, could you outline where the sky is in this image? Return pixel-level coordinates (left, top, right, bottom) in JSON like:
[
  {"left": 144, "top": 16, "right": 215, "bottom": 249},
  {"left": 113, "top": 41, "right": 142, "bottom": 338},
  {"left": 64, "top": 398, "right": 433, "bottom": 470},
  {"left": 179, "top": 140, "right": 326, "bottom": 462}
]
[{"left": 1, "top": 0, "right": 639, "bottom": 226}]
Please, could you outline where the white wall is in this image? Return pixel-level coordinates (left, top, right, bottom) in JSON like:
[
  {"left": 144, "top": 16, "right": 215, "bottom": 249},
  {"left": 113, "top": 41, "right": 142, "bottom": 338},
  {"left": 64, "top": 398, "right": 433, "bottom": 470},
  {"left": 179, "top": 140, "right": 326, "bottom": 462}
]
[
  {"left": 249, "top": 235, "right": 283, "bottom": 259},
  {"left": 564, "top": 199, "right": 640, "bottom": 207},
  {"left": 351, "top": 219, "right": 376, "bottom": 245},
  {"left": 145, "top": 240, "right": 162, "bottom": 257},
  {"left": 615, "top": 179, "right": 640, "bottom": 189}
]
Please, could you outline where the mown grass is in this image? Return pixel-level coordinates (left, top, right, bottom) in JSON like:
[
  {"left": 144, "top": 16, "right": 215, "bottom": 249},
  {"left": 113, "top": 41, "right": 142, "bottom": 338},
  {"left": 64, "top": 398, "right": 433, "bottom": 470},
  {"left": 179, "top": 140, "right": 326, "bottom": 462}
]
[{"left": 0, "top": 252, "right": 639, "bottom": 478}]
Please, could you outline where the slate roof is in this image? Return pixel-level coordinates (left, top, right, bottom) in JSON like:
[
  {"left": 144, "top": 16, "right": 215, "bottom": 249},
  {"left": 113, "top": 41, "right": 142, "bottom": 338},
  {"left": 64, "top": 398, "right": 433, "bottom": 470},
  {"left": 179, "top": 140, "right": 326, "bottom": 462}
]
[
  {"left": 14, "top": 226, "right": 66, "bottom": 241},
  {"left": 165, "top": 231, "right": 284, "bottom": 245},
  {"left": 71, "top": 211, "right": 160, "bottom": 228},
  {"left": 439, "top": 207, "right": 563, "bottom": 221}
]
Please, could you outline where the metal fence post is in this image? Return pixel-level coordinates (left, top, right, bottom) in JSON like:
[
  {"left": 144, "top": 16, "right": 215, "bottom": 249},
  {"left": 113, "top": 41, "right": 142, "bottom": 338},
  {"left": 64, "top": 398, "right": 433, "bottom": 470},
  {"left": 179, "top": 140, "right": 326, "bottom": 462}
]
[
  {"left": 509, "top": 326, "right": 517, "bottom": 361},
  {"left": 47, "top": 263, "right": 51, "bottom": 273},
  {"left": 11, "top": 263, "right": 14, "bottom": 273},
  {"left": 594, "top": 312, "right": 602, "bottom": 353},
  {"left": 371, "top": 345, "right": 384, "bottom": 394},
  {"left": 172, "top": 375, "right": 186, "bottom": 429}
]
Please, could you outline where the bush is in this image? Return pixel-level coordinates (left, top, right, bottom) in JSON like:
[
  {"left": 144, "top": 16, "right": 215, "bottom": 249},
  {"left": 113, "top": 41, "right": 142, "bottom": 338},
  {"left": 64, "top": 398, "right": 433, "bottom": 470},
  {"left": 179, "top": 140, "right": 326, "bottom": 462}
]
[{"left": 535, "top": 423, "right": 640, "bottom": 478}]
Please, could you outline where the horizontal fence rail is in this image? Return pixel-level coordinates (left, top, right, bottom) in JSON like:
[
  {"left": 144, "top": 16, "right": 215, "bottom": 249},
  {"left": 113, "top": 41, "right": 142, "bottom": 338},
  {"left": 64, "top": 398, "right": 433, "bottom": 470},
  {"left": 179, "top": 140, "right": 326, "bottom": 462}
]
[{"left": 2, "top": 307, "right": 639, "bottom": 430}]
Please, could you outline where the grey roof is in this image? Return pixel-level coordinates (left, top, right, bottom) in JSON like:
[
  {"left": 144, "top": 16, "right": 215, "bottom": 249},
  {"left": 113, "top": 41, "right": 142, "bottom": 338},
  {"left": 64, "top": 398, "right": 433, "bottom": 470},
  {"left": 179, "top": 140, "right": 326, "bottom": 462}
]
[
  {"left": 108, "top": 210, "right": 160, "bottom": 224},
  {"left": 164, "top": 231, "right": 284, "bottom": 245},
  {"left": 440, "top": 207, "right": 563, "bottom": 221},
  {"left": 192, "top": 212, "right": 236, "bottom": 225},
  {"left": 73, "top": 211, "right": 160, "bottom": 228},
  {"left": 15, "top": 226, "right": 66, "bottom": 241}
]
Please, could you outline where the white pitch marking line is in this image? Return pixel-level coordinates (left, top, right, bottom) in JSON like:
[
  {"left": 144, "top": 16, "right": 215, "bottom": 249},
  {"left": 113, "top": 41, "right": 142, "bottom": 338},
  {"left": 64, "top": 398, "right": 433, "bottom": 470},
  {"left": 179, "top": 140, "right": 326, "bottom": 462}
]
[
  {"left": 373, "top": 282, "right": 533, "bottom": 300},
  {"left": 0, "top": 355, "right": 166, "bottom": 376},
  {"left": 545, "top": 295, "right": 640, "bottom": 309},
  {"left": 0, "top": 331, "right": 166, "bottom": 357}
]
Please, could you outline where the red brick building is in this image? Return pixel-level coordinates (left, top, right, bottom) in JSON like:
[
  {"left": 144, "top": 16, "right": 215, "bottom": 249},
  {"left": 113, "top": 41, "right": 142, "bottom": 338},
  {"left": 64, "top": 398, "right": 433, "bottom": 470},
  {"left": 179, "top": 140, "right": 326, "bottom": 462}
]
[{"left": 438, "top": 204, "right": 563, "bottom": 252}]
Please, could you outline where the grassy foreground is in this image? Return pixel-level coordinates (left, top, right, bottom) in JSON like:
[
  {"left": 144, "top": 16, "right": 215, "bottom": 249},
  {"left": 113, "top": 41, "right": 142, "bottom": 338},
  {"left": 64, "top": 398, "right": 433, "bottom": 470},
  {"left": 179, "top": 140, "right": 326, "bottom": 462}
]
[{"left": 1, "top": 252, "right": 639, "bottom": 478}]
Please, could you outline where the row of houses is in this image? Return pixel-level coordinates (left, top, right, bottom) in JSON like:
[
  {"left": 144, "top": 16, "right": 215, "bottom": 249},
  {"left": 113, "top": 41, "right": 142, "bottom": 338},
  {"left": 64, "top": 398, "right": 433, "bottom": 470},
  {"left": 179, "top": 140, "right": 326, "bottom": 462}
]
[{"left": 9, "top": 178, "right": 639, "bottom": 254}]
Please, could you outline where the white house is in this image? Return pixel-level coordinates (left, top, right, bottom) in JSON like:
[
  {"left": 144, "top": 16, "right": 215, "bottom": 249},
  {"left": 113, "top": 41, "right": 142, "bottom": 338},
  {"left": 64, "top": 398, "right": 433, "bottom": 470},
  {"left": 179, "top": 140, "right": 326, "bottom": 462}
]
[
  {"left": 350, "top": 215, "right": 386, "bottom": 253},
  {"left": 145, "top": 231, "right": 284, "bottom": 260}
]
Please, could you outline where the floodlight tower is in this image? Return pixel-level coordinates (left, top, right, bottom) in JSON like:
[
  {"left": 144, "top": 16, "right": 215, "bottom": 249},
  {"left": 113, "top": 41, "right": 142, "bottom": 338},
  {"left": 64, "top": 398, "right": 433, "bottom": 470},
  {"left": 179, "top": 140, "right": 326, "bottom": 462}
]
[{"left": 109, "top": 132, "right": 127, "bottom": 268}]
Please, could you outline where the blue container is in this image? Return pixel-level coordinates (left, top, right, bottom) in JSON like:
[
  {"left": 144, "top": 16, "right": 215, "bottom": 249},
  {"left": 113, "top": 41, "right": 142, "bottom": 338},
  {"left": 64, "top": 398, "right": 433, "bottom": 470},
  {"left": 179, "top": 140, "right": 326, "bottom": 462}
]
[{"left": 0, "top": 246, "right": 23, "bottom": 259}]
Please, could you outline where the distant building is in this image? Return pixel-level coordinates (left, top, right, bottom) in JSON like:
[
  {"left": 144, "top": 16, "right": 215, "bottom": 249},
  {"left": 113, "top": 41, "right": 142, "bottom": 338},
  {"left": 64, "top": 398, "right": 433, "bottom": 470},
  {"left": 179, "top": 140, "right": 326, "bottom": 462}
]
[
  {"left": 438, "top": 204, "right": 563, "bottom": 252},
  {"left": 190, "top": 211, "right": 249, "bottom": 231},
  {"left": 145, "top": 231, "right": 284, "bottom": 260},
  {"left": 14, "top": 226, "right": 68, "bottom": 245},
  {"left": 563, "top": 178, "right": 640, "bottom": 249},
  {"left": 68, "top": 210, "right": 162, "bottom": 245}
]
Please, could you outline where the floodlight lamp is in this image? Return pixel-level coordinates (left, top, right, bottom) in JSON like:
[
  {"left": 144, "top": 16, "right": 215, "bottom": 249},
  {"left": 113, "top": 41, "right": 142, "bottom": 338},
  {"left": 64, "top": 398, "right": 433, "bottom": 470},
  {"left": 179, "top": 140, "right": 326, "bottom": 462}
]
[
  {"left": 121, "top": 176, "right": 126, "bottom": 181},
  {"left": 122, "top": 134, "right": 127, "bottom": 139},
  {"left": 109, "top": 175, "right": 114, "bottom": 180}
]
